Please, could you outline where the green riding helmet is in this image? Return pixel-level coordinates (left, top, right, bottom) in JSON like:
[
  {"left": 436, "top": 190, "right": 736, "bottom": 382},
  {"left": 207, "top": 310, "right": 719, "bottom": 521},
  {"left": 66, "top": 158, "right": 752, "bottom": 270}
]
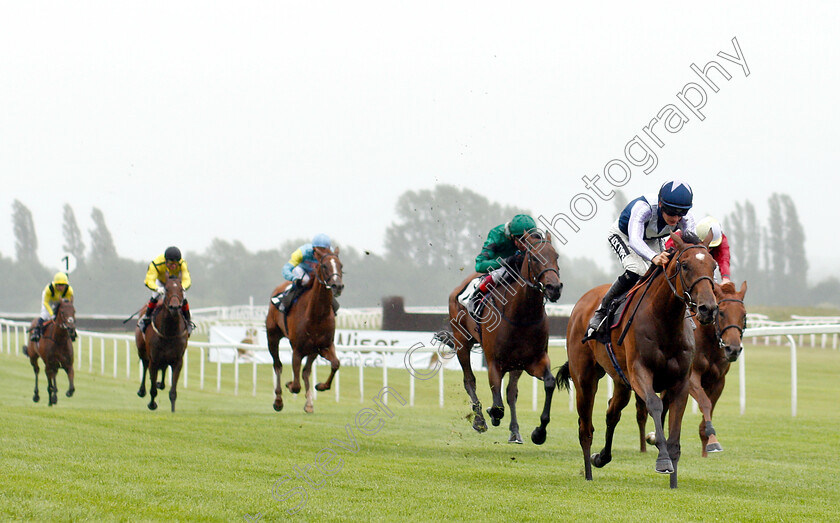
[{"left": 507, "top": 214, "right": 537, "bottom": 238}]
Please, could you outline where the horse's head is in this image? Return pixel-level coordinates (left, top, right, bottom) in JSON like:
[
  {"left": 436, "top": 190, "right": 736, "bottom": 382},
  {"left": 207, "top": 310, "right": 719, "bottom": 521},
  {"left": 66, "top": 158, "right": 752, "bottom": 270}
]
[
  {"left": 517, "top": 230, "right": 563, "bottom": 302},
  {"left": 164, "top": 276, "right": 185, "bottom": 311},
  {"left": 667, "top": 231, "right": 718, "bottom": 325},
  {"left": 315, "top": 247, "right": 344, "bottom": 298},
  {"left": 55, "top": 299, "right": 76, "bottom": 338},
  {"left": 714, "top": 281, "right": 748, "bottom": 362}
]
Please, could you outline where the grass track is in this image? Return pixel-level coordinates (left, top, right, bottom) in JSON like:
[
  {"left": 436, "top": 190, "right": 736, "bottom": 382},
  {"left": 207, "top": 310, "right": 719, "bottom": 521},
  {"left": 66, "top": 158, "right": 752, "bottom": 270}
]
[{"left": 1, "top": 344, "right": 839, "bottom": 521}]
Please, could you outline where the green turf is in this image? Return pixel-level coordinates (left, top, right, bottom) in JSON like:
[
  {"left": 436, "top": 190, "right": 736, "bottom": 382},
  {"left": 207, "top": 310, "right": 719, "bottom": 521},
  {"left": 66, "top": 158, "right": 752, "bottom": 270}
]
[{"left": 1, "top": 343, "right": 838, "bottom": 522}]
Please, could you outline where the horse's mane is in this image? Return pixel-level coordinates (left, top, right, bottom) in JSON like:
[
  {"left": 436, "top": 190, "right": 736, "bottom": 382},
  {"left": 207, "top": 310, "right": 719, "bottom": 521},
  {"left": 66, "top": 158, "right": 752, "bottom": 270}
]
[{"left": 681, "top": 230, "right": 702, "bottom": 245}]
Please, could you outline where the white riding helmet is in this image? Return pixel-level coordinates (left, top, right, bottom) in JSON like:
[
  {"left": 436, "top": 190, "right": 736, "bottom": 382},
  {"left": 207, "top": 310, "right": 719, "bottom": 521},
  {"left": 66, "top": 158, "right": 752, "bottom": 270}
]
[{"left": 696, "top": 216, "right": 723, "bottom": 248}]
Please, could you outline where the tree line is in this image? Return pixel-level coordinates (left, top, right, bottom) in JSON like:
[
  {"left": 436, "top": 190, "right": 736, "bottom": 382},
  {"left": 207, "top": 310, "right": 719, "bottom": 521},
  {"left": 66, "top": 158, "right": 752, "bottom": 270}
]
[{"left": 1, "top": 187, "right": 836, "bottom": 315}]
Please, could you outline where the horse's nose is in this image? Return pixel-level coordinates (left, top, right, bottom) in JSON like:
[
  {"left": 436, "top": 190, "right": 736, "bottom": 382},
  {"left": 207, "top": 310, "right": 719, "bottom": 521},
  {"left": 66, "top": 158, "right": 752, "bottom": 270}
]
[
  {"left": 725, "top": 344, "right": 743, "bottom": 362},
  {"left": 333, "top": 283, "right": 344, "bottom": 297},
  {"left": 696, "top": 304, "right": 717, "bottom": 325},
  {"left": 546, "top": 283, "right": 563, "bottom": 302}
]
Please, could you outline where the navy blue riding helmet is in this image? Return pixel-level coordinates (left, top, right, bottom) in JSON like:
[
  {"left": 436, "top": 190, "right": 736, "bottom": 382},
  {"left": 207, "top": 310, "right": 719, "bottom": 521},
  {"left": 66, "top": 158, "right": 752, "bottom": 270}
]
[{"left": 658, "top": 180, "right": 693, "bottom": 216}]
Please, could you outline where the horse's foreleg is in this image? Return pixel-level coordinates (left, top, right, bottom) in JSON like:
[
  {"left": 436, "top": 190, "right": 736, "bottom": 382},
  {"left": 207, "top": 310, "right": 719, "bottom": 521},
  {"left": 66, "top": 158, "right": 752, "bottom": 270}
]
[
  {"left": 633, "top": 369, "right": 673, "bottom": 475},
  {"left": 592, "top": 382, "right": 631, "bottom": 469},
  {"left": 666, "top": 380, "right": 690, "bottom": 489},
  {"left": 285, "top": 351, "right": 303, "bottom": 395},
  {"left": 47, "top": 368, "right": 58, "bottom": 406},
  {"left": 301, "top": 355, "right": 315, "bottom": 413},
  {"left": 138, "top": 358, "right": 148, "bottom": 398},
  {"left": 65, "top": 363, "right": 75, "bottom": 398},
  {"left": 689, "top": 370, "right": 717, "bottom": 456},
  {"left": 527, "top": 355, "right": 556, "bottom": 445},
  {"left": 572, "top": 362, "right": 600, "bottom": 481},
  {"left": 169, "top": 361, "right": 182, "bottom": 412},
  {"left": 486, "top": 364, "right": 505, "bottom": 427},
  {"left": 314, "top": 344, "right": 340, "bottom": 392},
  {"left": 505, "top": 370, "right": 523, "bottom": 444},
  {"left": 456, "top": 339, "right": 486, "bottom": 433}
]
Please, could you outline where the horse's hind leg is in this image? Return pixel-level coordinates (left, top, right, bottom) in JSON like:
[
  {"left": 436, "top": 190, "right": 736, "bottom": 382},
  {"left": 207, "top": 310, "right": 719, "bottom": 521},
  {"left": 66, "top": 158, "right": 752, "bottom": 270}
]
[
  {"left": 527, "top": 354, "right": 556, "bottom": 445},
  {"left": 147, "top": 365, "right": 159, "bottom": 410},
  {"left": 592, "top": 382, "right": 632, "bottom": 469},
  {"left": 486, "top": 363, "right": 505, "bottom": 427},
  {"left": 30, "top": 354, "right": 41, "bottom": 403},
  {"left": 301, "top": 355, "right": 315, "bottom": 413},
  {"left": 314, "top": 344, "right": 340, "bottom": 392},
  {"left": 692, "top": 372, "right": 722, "bottom": 456},
  {"left": 285, "top": 351, "right": 303, "bottom": 394},
  {"left": 635, "top": 394, "right": 652, "bottom": 452},
  {"left": 169, "top": 362, "right": 183, "bottom": 412},
  {"left": 137, "top": 358, "right": 148, "bottom": 398},
  {"left": 64, "top": 364, "right": 75, "bottom": 398},
  {"left": 570, "top": 357, "right": 601, "bottom": 481},
  {"left": 455, "top": 336, "right": 486, "bottom": 433},
  {"left": 47, "top": 368, "right": 58, "bottom": 406},
  {"left": 267, "top": 327, "right": 284, "bottom": 411},
  {"left": 505, "top": 370, "right": 523, "bottom": 444}
]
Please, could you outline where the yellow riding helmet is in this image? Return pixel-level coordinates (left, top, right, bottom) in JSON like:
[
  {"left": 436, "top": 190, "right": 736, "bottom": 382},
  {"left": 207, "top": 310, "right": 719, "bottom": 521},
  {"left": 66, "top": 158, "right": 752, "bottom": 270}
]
[
  {"left": 696, "top": 216, "right": 723, "bottom": 248},
  {"left": 53, "top": 272, "right": 69, "bottom": 285}
]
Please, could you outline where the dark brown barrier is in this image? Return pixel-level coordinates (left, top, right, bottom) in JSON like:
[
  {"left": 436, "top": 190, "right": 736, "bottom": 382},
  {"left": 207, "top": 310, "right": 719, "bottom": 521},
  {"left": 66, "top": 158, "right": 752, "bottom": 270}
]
[{"left": 381, "top": 296, "right": 569, "bottom": 337}]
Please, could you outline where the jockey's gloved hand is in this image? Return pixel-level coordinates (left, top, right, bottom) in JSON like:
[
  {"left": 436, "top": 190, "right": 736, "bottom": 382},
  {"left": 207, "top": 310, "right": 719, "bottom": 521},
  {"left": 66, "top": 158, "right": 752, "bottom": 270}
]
[
  {"left": 156, "top": 285, "right": 165, "bottom": 294},
  {"left": 292, "top": 266, "right": 306, "bottom": 280}
]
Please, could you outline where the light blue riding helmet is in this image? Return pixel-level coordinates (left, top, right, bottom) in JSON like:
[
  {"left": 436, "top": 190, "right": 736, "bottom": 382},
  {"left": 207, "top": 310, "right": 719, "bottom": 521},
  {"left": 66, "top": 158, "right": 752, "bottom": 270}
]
[{"left": 312, "top": 233, "right": 332, "bottom": 249}]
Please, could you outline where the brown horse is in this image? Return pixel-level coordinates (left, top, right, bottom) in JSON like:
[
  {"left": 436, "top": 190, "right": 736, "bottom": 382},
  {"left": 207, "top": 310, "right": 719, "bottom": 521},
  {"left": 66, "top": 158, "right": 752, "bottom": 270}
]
[
  {"left": 635, "top": 280, "right": 748, "bottom": 456},
  {"left": 25, "top": 299, "right": 77, "bottom": 406},
  {"left": 135, "top": 276, "right": 189, "bottom": 412},
  {"left": 438, "top": 231, "right": 563, "bottom": 444},
  {"left": 558, "top": 232, "right": 717, "bottom": 488},
  {"left": 265, "top": 248, "right": 344, "bottom": 413}
]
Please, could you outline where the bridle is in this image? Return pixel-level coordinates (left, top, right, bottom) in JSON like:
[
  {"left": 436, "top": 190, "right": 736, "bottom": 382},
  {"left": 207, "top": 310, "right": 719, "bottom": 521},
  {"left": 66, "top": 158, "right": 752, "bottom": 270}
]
[
  {"left": 663, "top": 244, "right": 716, "bottom": 312},
  {"left": 317, "top": 253, "right": 342, "bottom": 288},
  {"left": 151, "top": 280, "right": 188, "bottom": 339},
  {"left": 522, "top": 238, "right": 560, "bottom": 297},
  {"left": 715, "top": 298, "right": 746, "bottom": 350}
]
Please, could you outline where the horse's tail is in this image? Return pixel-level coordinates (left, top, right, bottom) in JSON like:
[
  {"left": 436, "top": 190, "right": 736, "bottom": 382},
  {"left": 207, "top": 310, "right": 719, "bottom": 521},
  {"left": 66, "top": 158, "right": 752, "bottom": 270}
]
[{"left": 556, "top": 362, "right": 571, "bottom": 391}]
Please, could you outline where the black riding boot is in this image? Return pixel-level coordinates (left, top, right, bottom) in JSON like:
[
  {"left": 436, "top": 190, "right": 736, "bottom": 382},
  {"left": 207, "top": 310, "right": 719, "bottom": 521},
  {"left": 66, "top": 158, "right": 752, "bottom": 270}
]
[
  {"left": 183, "top": 301, "right": 193, "bottom": 335},
  {"left": 582, "top": 271, "right": 640, "bottom": 342},
  {"left": 138, "top": 298, "right": 158, "bottom": 332},
  {"left": 278, "top": 281, "right": 305, "bottom": 313},
  {"left": 30, "top": 318, "right": 44, "bottom": 342},
  {"left": 332, "top": 297, "right": 340, "bottom": 314}
]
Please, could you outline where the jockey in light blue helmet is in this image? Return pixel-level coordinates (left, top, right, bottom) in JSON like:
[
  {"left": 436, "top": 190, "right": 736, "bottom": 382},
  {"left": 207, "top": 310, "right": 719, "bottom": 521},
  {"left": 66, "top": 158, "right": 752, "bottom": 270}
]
[
  {"left": 312, "top": 233, "right": 332, "bottom": 249},
  {"left": 275, "top": 233, "right": 338, "bottom": 313}
]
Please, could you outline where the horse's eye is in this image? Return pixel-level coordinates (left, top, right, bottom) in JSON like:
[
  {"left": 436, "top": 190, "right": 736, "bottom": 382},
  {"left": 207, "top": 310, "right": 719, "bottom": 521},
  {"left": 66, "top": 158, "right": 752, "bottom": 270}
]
[{"left": 680, "top": 262, "right": 689, "bottom": 270}]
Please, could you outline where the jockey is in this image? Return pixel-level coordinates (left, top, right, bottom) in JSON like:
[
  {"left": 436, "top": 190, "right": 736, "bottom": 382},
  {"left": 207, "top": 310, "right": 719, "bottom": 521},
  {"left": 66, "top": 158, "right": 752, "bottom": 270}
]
[
  {"left": 31, "top": 272, "right": 75, "bottom": 342},
  {"left": 273, "top": 233, "right": 339, "bottom": 314},
  {"left": 138, "top": 246, "right": 192, "bottom": 333},
  {"left": 583, "top": 180, "right": 697, "bottom": 342},
  {"left": 474, "top": 214, "right": 538, "bottom": 294},
  {"left": 665, "top": 216, "right": 731, "bottom": 283}
]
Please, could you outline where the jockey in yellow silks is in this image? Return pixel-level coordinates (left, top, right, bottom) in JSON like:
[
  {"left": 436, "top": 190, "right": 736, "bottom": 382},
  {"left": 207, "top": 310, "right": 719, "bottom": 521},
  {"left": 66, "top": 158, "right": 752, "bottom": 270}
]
[
  {"left": 137, "top": 246, "right": 193, "bottom": 333},
  {"left": 31, "top": 272, "right": 75, "bottom": 342}
]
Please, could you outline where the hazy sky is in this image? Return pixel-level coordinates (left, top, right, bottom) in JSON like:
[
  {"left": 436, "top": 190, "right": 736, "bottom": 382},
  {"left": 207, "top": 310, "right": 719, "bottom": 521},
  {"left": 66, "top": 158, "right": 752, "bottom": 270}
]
[{"left": 2, "top": 2, "right": 838, "bottom": 282}]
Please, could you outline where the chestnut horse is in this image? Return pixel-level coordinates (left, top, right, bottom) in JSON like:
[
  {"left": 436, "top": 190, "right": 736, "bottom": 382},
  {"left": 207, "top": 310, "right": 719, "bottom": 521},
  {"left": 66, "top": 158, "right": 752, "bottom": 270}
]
[
  {"left": 266, "top": 248, "right": 344, "bottom": 413},
  {"left": 559, "top": 232, "right": 717, "bottom": 488},
  {"left": 25, "top": 299, "right": 76, "bottom": 406},
  {"left": 438, "top": 231, "right": 563, "bottom": 444},
  {"left": 635, "top": 280, "right": 748, "bottom": 456},
  {"left": 135, "top": 276, "right": 189, "bottom": 412}
]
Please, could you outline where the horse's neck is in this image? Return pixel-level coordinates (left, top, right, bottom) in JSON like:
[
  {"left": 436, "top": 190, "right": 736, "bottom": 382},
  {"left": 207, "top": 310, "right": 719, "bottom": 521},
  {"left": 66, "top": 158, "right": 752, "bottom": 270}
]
[
  {"left": 305, "top": 277, "right": 333, "bottom": 318},
  {"left": 646, "top": 271, "right": 687, "bottom": 321},
  {"left": 502, "top": 267, "right": 544, "bottom": 321},
  {"left": 158, "top": 306, "right": 183, "bottom": 333}
]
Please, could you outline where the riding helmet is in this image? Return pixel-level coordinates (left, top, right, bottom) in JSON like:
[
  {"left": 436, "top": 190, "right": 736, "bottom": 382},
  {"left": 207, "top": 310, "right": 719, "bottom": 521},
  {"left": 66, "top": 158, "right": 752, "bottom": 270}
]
[
  {"left": 696, "top": 216, "right": 723, "bottom": 247},
  {"left": 508, "top": 214, "right": 537, "bottom": 237},
  {"left": 164, "top": 246, "right": 182, "bottom": 261},
  {"left": 658, "top": 180, "right": 693, "bottom": 210},
  {"left": 312, "top": 234, "right": 332, "bottom": 249},
  {"left": 53, "top": 272, "right": 69, "bottom": 285}
]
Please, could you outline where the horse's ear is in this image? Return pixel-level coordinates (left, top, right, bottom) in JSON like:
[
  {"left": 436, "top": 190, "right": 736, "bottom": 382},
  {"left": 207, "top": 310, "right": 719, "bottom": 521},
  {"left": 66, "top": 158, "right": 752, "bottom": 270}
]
[
  {"left": 702, "top": 229, "right": 714, "bottom": 248},
  {"left": 713, "top": 283, "right": 725, "bottom": 301},
  {"left": 669, "top": 231, "right": 684, "bottom": 249},
  {"left": 720, "top": 281, "right": 736, "bottom": 294},
  {"left": 739, "top": 280, "right": 748, "bottom": 297},
  {"left": 544, "top": 230, "right": 552, "bottom": 243},
  {"left": 334, "top": 246, "right": 340, "bottom": 255}
]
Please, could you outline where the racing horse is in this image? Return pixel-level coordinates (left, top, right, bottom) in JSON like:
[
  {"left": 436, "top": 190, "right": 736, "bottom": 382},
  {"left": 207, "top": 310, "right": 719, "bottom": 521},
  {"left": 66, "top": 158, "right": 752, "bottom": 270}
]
[
  {"left": 559, "top": 231, "right": 717, "bottom": 488},
  {"left": 265, "top": 248, "right": 344, "bottom": 413},
  {"left": 635, "top": 280, "right": 748, "bottom": 456},
  {"left": 25, "top": 299, "right": 77, "bottom": 406},
  {"left": 438, "top": 230, "right": 563, "bottom": 444},
  {"left": 135, "top": 275, "right": 189, "bottom": 412}
]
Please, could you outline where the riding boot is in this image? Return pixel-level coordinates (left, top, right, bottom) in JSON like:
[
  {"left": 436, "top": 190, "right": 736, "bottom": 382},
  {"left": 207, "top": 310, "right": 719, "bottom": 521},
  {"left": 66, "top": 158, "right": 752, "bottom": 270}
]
[
  {"left": 30, "top": 318, "right": 44, "bottom": 342},
  {"left": 182, "top": 300, "right": 194, "bottom": 335},
  {"left": 279, "top": 281, "right": 304, "bottom": 313},
  {"left": 138, "top": 298, "right": 158, "bottom": 332},
  {"left": 332, "top": 297, "right": 340, "bottom": 313},
  {"left": 582, "top": 271, "right": 640, "bottom": 342}
]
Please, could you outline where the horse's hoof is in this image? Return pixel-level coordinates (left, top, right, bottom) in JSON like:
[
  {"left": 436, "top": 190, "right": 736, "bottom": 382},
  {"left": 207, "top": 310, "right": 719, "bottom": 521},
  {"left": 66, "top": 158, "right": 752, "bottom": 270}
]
[
  {"left": 304, "top": 404, "right": 314, "bottom": 414},
  {"left": 171, "top": 404, "right": 176, "bottom": 413},
  {"left": 137, "top": 390, "right": 146, "bottom": 398},
  {"left": 591, "top": 452, "right": 611, "bottom": 468},
  {"left": 33, "top": 395, "right": 39, "bottom": 403},
  {"left": 531, "top": 427, "right": 547, "bottom": 445},
  {"left": 157, "top": 382, "right": 165, "bottom": 390},
  {"left": 314, "top": 382, "right": 328, "bottom": 392},
  {"left": 486, "top": 407, "right": 503, "bottom": 426},
  {"left": 273, "top": 402, "right": 283, "bottom": 412},
  {"left": 706, "top": 442, "right": 723, "bottom": 453},
  {"left": 655, "top": 457, "right": 674, "bottom": 474},
  {"left": 473, "top": 417, "right": 487, "bottom": 433},
  {"left": 148, "top": 402, "right": 158, "bottom": 411},
  {"left": 66, "top": 390, "right": 74, "bottom": 398},
  {"left": 508, "top": 433, "right": 523, "bottom": 444},
  {"left": 646, "top": 432, "right": 657, "bottom": 446}
]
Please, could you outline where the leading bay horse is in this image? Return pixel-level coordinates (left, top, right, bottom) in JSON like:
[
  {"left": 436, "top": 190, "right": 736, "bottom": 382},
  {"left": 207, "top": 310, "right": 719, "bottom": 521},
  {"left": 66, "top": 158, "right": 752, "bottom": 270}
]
[
  {"left": 635, "top": 280, "right": 748, "bottom": 456},
  {"left": 266, "top": 248, "right": 344, "bottom": 413},
  {"left": 439, "top": 230, "right": 563, "bottom": 444},
  {"left": 25, "top": 299, "right": 77, "bottom": 406},
  {"left": 135, "top": 276, "right": 190, "bottom": 412},
  {"left": 559, "top": 232, "right": 717, "bottom": 488}
]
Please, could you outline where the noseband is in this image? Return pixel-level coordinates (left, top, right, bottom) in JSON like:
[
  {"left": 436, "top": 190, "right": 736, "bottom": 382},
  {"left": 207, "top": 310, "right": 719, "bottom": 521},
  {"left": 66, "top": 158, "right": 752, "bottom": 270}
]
[
  {"left": 715, "top": 298, "right": 746, "bottom": 350},
  {"left": 523, "top": 240, "right": 560, "bottom": 297},
  {"left": 664, "top": 245, "right": 716, "bottom": 312},
  {"left": 318, "top": 254, "right": 342, "bottom": 287}
]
